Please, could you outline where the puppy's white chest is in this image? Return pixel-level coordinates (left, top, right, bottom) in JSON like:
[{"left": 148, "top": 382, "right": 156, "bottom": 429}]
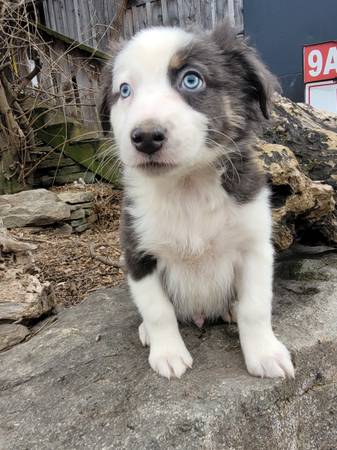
[
  {"left": 136, "top": 177, "right": 238, "bottom": 262},
  {"left": 127, "top": 172, "right": 247, "bottom": 320}
]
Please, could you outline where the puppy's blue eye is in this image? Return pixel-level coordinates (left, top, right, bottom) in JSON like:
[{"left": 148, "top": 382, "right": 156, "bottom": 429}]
[
  {"left": 120, "top": 83, "right": 132, "bottom": 98},
  {"left": 181, "top": 72, "right": 203, "bottom": 91}
]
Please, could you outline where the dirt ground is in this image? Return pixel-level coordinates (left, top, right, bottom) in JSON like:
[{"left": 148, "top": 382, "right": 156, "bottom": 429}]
[{"left": 11, "top": 183, "right": 125, "bottom": 308}]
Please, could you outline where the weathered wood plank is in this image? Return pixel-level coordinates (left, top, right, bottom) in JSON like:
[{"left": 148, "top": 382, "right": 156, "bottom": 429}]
[
  {"left": 78, "top": 2, "right": 88, "bottom": 43},
  {"left": 146, "top": 1, "right": 153, "bottom": 26},
  {"left": 63, "top": 1, "right": 76, "bottom": 41},
  {"left": 151, "top": 1, "right": 163, "bottom": 26},
  {"left": 194, "top": 0, "right": 202, "bottom": 26},
  {"left": 102, "top": 0, "right": 114, "bottom": 47},
  {"left": 53, "top": 0, "right": 63, "bottom": 33},
  {"left": 42, "top": 0, "right": 51, "bottom": 28},
  {"left": 227, "top": 0, "right": 235, "bottom": 26},
  {"left": 88, "top": 0, "right": 98, "bottom": 48},
  {"left": 131, "top": 6, "right": 139, "bottom": 33},
  {"left": 72, "top": 0, "right": 82, "bottom": 42},
  {"left": 76, "top": 66, "right": 99, "bottom": 128},
  {"left": 79, "top": 0, "right": 92, "bottom": 47},
  {"left": 176, "top": 0, "right": 184, "bottom": 26},
  {"left": 202, "top": 0, "right": 213, "bottom": 29},
  {"left": 37, "top": 44, "right": 56, "bottom": 96},
  {"left": 210, "top": 0, "right": 217, "bottom": 27},
  {"left": 46, "top": 0, "right": 57, "bottom": 31},
  {"left": 216, "top": 0, "right": 225, "bottom": 20},
  {"left": 160, "top": 0, "right": 169, "bottom": 25},
  {"left": 167, "top": 0, "right": 179, "bottom": 26},
  {"left": 140, "top": 5, "right": 149, "bottom": 30},
  {"left": 123, "top": 9, "right": 134, "bottom": 39},
  {"left": 183, "top": 0, "right": 201, "bottom": 26},
  {"left": 234, "top": 0, "right": 244, "bottom": 32},
  {"left": 60, "top": 0, "right": 71, "bottom": 38}
]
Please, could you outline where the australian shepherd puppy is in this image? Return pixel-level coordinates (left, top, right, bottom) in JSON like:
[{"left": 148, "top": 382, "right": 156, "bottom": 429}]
[{"left": 99, "top": 23, "right": 295, "bottom": 379}]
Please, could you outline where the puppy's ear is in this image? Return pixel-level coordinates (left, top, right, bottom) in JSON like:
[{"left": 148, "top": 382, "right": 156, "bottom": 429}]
[
  {"left": 211, "top": 22, "right": 279, "bottom": 119},
  {"left": 238, "top": 44, "right": 279, "bottom": 119},
  {"left": 99, "top": 63, "right": 113, "bottom": 134}
]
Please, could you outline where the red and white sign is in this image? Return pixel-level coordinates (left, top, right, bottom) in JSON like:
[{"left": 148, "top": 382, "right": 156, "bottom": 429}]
[{"left": 303, "top": 41, "right": 337, "bottom": 83}]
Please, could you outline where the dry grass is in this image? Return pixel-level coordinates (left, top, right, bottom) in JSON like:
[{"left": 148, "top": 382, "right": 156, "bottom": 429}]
[{"left": 12, "top": 183, "right": 125, "bottom": 307}]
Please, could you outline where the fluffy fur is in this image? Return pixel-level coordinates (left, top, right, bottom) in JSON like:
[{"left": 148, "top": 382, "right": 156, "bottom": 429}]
[{"left": 100, "top": 23, "right": 295, "bottom": 379}]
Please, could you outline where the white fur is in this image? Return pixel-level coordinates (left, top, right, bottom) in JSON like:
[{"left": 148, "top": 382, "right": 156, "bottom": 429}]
[
  {"left": 110, "top": 27, "right": 214, "bottom": 171},
  {"left": 109, "top": 28, "right": 294, "bottom": 379},
  {"left": 129, "top": 273, "right": 193, "bottom": 378},
  {"left": 126, "top": 166, "right": 294, "bottom": 379}
]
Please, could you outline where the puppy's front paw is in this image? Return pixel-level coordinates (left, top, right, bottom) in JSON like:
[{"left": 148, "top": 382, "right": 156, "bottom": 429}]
[
  {"left": 243, "top": 335, "right": 295, "bottom": 379},
  {"left": 149, "top": 339, "right": 193, "bottom": 379},
  {"left": 138, "top": 322, "right": 150, "bottom": 346}
]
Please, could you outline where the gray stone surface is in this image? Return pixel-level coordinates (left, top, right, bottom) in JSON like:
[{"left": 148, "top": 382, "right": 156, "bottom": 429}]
[
  {"left": 57, "top": 191, "right": 94, "bottom": 204},
  {"left": 0, "top": 271, "right": 55, "bottom": 321},
  {"left": 73, "top": 223, "right": 91, "bottom": 233},
  {"left": 55, "top": 223, "right": 73, "bottom": 235},
  {"left": 0, "top": 189, "right": 70, "bottom": 228},
  {"left": 0, "top": 324, "right": 29, "bottom": 351},
  {"left": 70, "top": 217, "right": 86, "bottom": 227},
  {"left": 1, "top": 256, "right": 337, "bottom": 450},
  {"left": 70, "top": 208, "right": 85, "bottom": 220},
  {"left": 70, "top": 202, "right": 94, "bottom": 212}
]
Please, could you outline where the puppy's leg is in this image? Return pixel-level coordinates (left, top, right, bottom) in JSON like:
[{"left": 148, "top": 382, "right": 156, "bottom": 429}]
[
  {"left": 236, "top": 243, "right": 295, "bottom": 378},
  {"left": 129, "top": 273, "right": 193, "bottom": 379}
]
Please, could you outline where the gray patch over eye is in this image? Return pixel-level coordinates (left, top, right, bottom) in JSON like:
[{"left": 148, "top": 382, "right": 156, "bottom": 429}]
[{"left": 167, "top": 24, "right": 275, "bottom": 204}]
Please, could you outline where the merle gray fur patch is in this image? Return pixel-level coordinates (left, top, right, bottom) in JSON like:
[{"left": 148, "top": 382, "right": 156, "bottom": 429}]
[
  {"left": 167, "top": 23, "right": 273, "bottom": 203},
  {"left": 120, "top": 200, "right": 157, "bottom": 281}
]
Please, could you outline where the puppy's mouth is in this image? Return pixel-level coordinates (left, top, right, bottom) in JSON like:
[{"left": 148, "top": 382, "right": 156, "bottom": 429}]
[{"left": 136, "top": 161, "right": 178, "bottom": 174}]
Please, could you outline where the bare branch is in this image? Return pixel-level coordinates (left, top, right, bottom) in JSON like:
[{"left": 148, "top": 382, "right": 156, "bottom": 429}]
[{"left": 89, "top": 243, "right": 123, "bottom": 269}]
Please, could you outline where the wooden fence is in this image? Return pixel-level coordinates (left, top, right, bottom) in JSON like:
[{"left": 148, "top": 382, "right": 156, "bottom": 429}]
[
  {"left": 35, "top": 0, "right": 243, "bottom": 129},
  {"left": 124, "top": 0, "right": 243, "bottom": 38},
  {"left": 40, "top": 0, "right": 122, "bottom": 51},
  {"left": 40, "top": 0, "right": 244, "bottom": 51}
]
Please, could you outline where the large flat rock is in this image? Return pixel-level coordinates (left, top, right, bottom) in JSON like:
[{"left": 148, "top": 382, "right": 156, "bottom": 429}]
[
  {"left": 1, "top": 256, "right": 337, "bottom": 449},
  {"left": 0, "top": 189, "right": 70, "bottom": 228}
]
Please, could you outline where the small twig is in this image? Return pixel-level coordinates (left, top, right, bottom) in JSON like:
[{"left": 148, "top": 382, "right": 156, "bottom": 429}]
[{"left": 89, "top": 243, "right": 122, "bottom": 268}]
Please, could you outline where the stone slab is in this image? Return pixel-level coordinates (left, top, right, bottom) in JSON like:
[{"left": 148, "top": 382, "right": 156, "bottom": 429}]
[
  {"left": 57, "top": 191, "right": 94, "bottom": 204},
  {"left": 0, "top": 256, "right": 336, "bottom": 449},
  {"left": 0, "top": 189, "right": 70, "bottom": 228},
  {"left": 73, "top": 223, "right": 91, "bottom": 233},
  {"left": 70, "top": 208, "right": 85, "bottom": 220},
  {"left": 0, "top": 324, "right": 30, "bottom": 351}
]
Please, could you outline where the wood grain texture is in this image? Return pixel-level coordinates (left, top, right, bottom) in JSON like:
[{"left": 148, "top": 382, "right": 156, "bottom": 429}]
[
  {"left": 41, "top": 0, "right": 244, "bottom": 48},
  {"left": 161, "top": 0, "right": 169, "bottom": 25}
]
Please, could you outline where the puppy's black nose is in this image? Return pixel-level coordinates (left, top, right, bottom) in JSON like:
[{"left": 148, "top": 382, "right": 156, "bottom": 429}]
[{"left": 130, "top": 126, "right": 166, "bottom": 154}]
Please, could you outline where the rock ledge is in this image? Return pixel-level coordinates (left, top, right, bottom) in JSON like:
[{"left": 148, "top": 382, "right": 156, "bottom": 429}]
[{"left": 1, "top": 256, "right": 336, "bottom": 450}]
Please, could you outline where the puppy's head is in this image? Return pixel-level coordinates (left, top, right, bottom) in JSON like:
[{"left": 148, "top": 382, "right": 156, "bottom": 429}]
[{"left": 100, "top": 23, "right": 278, "bottom": 175}]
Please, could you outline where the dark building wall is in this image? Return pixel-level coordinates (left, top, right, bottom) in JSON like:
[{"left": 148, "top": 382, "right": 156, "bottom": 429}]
[{"left": 243, "top": 0, "right": 337, "bottom": 101}]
